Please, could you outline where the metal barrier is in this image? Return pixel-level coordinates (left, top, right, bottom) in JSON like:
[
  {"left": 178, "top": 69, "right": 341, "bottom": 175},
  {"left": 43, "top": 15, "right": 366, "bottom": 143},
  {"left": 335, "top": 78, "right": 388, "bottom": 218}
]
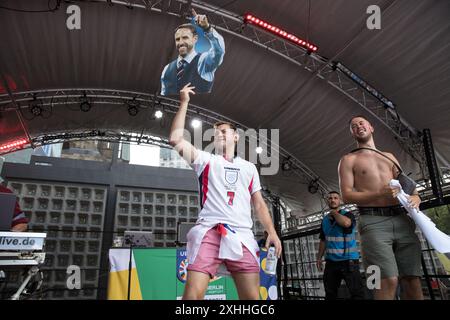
[{"left": 280, "top": 218, "right": 450, "bottom": 300}]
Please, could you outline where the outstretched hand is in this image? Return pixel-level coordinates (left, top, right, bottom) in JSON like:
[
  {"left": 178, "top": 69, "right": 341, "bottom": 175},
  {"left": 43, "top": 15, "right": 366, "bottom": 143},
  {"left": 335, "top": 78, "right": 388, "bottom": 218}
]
[
  {"left": 192, "top": 8, "right": 210, "bottom": 30},
  {"left": 180, "top": 83, "right": 195, "bottom": 103}
]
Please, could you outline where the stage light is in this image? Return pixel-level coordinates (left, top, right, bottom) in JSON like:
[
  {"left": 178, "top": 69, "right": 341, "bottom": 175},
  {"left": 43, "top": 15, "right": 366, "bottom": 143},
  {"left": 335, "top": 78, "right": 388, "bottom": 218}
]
[
  {"left": 281, "top": 157, "right": 292, "bottom": 171},
  {"left": 255, "top": 146, "right": 263, "bottom": 154},
  {"left": 128, "top": 105, "right": 139, "bottom": 116},
  {"left": 80, "top": 101, "right": 91, "bottom": 112},
  {"left": 78, "top": 92, "right": 91, "bottom": 112},
  {"left": 154, "top": 110, "right": 163, "bottom": 119},
  {"left": 127, "top": 98, "right": 139, "bottom": 116},
  {"left": 308, "top": 179, "right": 319, "bottom": 194},
  {"left": 30, "top": 104, "right": 42, "bottom": 116},
  {"left": 244, "top": 13, "right": 318, "bottom": 52},
  {"left": 191, "top": 119, "right": 201, "bottom": 128},
  {"left": 0, "top": 139, "right": 28, "bottom": 151}
]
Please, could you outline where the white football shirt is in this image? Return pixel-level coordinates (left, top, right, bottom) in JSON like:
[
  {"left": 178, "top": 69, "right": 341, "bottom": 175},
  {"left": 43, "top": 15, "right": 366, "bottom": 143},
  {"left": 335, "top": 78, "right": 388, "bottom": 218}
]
[{"left": 191, "top": 150, "right": 262, "bottom": 229}]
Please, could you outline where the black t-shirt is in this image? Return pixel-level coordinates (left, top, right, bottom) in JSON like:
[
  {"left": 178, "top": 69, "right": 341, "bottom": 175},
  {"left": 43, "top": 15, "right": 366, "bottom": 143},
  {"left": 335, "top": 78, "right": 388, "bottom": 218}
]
[{"left": 319, "top": 211, "right": 356, "bottom": 241}]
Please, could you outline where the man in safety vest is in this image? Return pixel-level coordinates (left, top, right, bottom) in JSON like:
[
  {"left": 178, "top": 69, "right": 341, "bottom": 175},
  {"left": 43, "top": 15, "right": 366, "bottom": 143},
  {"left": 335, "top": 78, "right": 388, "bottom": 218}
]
[{"left": 317, "top": 191, "right": 364, "bottom": 300}]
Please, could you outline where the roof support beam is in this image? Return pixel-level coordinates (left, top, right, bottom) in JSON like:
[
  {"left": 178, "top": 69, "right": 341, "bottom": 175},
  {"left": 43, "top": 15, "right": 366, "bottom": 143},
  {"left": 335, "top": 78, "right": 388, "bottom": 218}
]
[{"left": 0, "top": 87, "right": 331, "bottom": 195}]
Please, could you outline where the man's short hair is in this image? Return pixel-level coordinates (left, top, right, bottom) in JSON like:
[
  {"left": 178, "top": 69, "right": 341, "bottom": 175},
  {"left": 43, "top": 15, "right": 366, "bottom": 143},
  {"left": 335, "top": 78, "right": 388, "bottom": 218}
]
[
  {"left": 213, "top": 121, "right": 237, "bottom": 131},
  {"left": 175, "top": 23, "right": 197, "bottom": 36},
  {"left": 328, "top": 191, "right": 340, "bottom": 197},
  {"left": 348, "top": 115, "right": 371, "bottom": 126}
]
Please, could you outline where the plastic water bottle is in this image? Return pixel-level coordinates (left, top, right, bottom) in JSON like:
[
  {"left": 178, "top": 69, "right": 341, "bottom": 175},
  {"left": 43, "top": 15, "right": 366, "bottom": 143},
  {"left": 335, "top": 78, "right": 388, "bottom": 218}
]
[{"left": 265, "top": 246, "right": 277, "bottom": 275}]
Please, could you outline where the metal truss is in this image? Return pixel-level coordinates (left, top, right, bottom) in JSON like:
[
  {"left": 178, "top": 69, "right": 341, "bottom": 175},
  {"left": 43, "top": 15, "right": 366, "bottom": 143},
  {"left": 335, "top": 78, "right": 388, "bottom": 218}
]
[
  {"left": 102, "top": 0, "right": 438, "bottom": 176},
  {"left": 2, "top": 0, "right": 444, "bottom": 195},
  {"left": 0, "top": 87, "right": 237, "bottom": 127},
  {"left": 195, "top": 0, "right": 441, "bottom": 176},
  {"left": 283, "top": 204, "right": 359, "bottom": 237},
  {"left": 0, "top": 87, "right": 331, "bottom": 194},
  {"left": 321, "top": 63, "right": 428, "bottom": 175},
  {"left": 283, "top": 173, "right": 450, "bottom": 234},
  {"left": 96, "top": 1, "right": 438, "bottom": 174},
  {"left": 31, "top": 129, "right": 172, "bottom": 150}
]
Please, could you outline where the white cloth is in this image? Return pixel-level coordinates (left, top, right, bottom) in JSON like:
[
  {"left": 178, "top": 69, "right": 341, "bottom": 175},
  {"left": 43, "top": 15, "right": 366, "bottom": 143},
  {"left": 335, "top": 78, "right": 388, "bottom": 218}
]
[
  {"left": 390, "top": 179, "right": 450, "bottom": 253},
  {"left": 186, "top": 221, "right": 260, "bottom": 276}
]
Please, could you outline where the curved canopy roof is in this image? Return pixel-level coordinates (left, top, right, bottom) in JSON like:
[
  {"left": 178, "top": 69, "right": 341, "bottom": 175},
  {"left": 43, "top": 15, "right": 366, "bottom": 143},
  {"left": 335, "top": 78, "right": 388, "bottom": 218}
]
[{"left": 1, "top": 0, "right": 449, "bottom": 214}]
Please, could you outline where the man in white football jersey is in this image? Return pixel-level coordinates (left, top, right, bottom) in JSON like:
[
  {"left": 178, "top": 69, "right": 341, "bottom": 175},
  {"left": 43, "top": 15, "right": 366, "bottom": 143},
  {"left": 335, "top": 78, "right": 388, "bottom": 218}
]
[{"left": 169, "top": 83, "right": 282, "bottom": 300}]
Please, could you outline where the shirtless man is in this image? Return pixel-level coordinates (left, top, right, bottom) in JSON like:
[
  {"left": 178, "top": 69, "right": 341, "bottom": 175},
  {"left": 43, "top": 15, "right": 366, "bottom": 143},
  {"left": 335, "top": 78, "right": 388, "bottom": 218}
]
[{"left": 338, "top": 115, "right": 423, "bottom": 300}]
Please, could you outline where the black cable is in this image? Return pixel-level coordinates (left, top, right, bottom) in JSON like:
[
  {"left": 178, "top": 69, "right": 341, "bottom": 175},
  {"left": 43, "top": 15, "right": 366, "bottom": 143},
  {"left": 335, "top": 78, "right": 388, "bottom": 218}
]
[
  {"left": 306, "top": 0, "right": 311, "bottom": 45},
  {"left": 0, "top": 0, "right": 61, "bottom": 13}
]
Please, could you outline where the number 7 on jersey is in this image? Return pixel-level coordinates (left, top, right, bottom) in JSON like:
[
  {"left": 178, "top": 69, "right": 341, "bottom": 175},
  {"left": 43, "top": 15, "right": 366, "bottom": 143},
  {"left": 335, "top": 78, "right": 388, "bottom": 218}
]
[{"left": 227, "top": 191, "right": 235, "bottom": 205}]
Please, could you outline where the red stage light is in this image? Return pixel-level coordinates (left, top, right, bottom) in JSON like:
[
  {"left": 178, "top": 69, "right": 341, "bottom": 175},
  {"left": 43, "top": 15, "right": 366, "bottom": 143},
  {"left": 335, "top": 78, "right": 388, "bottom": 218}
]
[
  {"left": 244, "top": 13, "right": 318, "bottom": 52},
  {"left": 0, "top": 139, "right": 28, "bottom": 151}
]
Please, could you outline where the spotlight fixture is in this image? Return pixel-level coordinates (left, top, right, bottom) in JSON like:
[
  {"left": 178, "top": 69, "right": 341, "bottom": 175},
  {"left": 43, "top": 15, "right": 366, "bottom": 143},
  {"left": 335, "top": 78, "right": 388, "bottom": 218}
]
[
  {"left": 28, "top": 94, "right": 45, "bottom": 117},
  {"left": 79, "top": 92, "right": 91, "bottom": 112},
  {"left": 281, "top": 157, "right": 293, "bottom": 171},
  {"left": 308, "top": 178, "right": 320, "bottom": 194},
  {"left": 30, "top": 104, "right": 42, "bottom": 116},
  {"left": 80, "top": 101, "right": 91, "bottom": 112},
  {"left": 154, "top": 110, "right": 163, "bottom": 119},
  {"left": 27, "top": 95, "right": 52, "bottom": 119},
  {"left": 255, "top": 146, "right": 263, "bottom": 154},
  {"left": 128, "top": 105, "right": 139, "bottom": 116},
  {"left": 127, "top": 98, "right": 139, "bottom": 116},
  {"left": 244, "top": 14, "right": 318, "bottom": 52},
  {"left": 191, "top": 119, "right": 201, "bottom": 128}
]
